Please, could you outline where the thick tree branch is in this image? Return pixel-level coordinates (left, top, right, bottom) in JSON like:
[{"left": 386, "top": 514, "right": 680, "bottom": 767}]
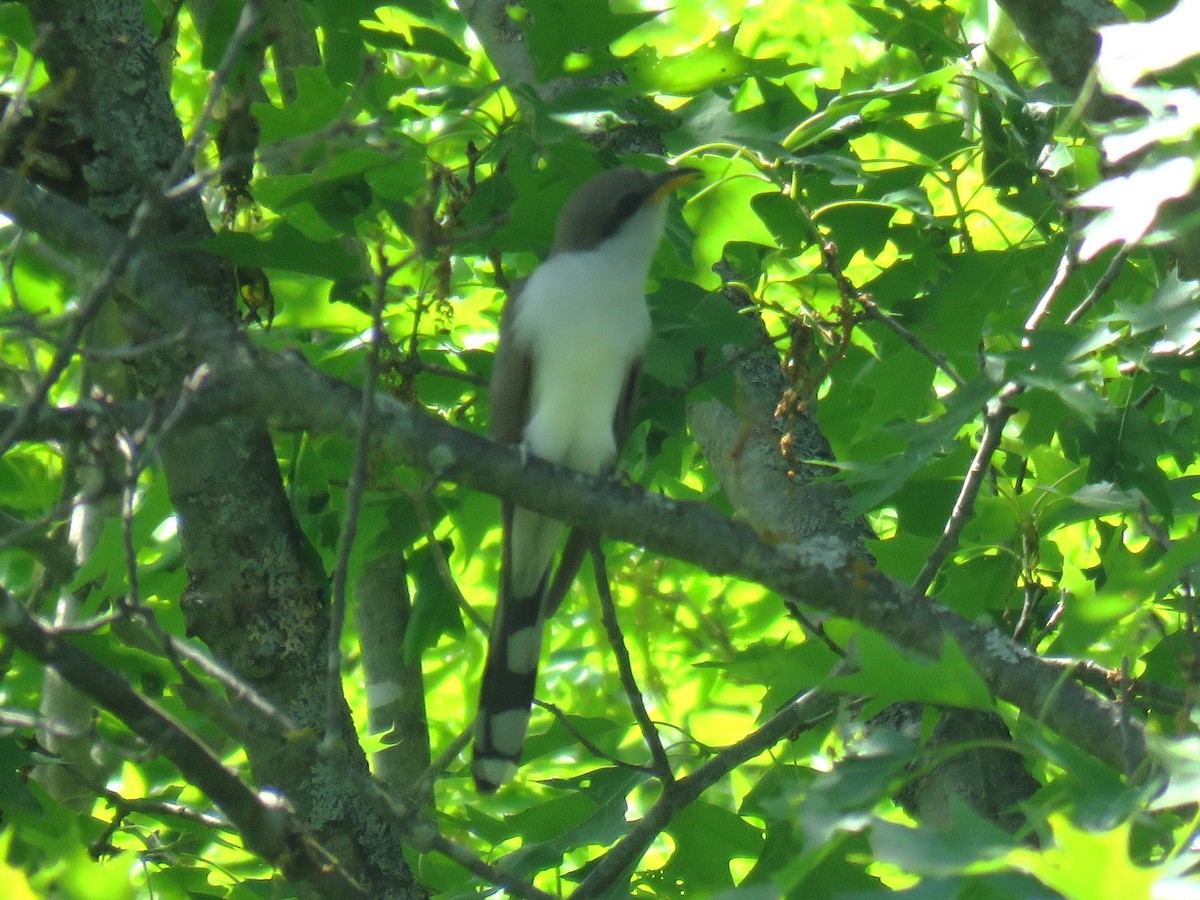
[
  {"left": 10, "top": 0, "right": 424, "bottom": 888},
  {"left": 0, "top": 169, "right": 1150, "bottom": 777}
]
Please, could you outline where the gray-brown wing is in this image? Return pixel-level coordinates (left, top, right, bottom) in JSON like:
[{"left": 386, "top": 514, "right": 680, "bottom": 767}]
[
  {"left": 474, "top": 279, "right": 541, "bottom": 792},
  {"left": 612, "top": 359, "right": 643, "bottom": 449},
  {"left": 489, "top": 278, "right": 532, "bottom": 445}
]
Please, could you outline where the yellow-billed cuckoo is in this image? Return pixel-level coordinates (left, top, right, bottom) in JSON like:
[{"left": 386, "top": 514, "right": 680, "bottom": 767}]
[{"left": 473, "top": 166, "right": 700, "bottom": 793}]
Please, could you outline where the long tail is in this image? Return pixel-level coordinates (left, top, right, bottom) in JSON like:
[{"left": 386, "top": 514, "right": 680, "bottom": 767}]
[
  {"left": 472, "top": 578, "right": 546, "bottom": 793},
  {"left": 472, "top": 512, "right": 592, "bottom": 792}
]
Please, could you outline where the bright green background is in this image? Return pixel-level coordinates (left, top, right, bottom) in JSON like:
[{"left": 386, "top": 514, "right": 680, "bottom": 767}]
[{"left": 2, "top": 0, "right": 1200, "bottom": 897}]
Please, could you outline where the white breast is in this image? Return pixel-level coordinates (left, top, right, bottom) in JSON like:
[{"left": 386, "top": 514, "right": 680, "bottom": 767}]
[{"left": 511, "top": 208, "right": 660, "bottom": 474}]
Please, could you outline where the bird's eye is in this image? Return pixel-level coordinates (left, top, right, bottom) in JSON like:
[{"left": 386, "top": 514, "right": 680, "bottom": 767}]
[
  {"left": 598, "top": 191, "right": 647, "bottom": 240},
  {"left": 613, "top": 192, "right": 643, "bottom": 223}
]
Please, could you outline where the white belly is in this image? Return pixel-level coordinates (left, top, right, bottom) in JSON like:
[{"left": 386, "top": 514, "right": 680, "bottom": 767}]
[{"left": 513, "top": 250, "right": 652, "bottom": 475}]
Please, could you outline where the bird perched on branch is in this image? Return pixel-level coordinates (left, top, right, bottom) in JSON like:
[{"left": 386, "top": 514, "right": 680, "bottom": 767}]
[{"left": 473, "top": 165, "right": 700, "bottom": 793}]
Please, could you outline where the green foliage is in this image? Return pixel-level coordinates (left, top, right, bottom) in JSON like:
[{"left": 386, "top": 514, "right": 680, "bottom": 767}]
[
  {"left": 1077, "top": 3, "right": 1200, "bottom": 258},
  {"left": 2, "top": 0, "right": 1200, "bottom": 898}
]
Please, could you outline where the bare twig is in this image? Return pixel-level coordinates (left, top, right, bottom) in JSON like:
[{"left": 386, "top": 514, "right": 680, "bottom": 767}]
[
  {"left": 324, "top": 246, "right": 395, "bottom": 749},
  {"left": 913, "top": 385, "right": 1019, "bottom": 596},
  {"left": 860, "top": 299, "right": 967, "bottom": 388},
  {"left": 1065, "top": 249, "right": 1130, "bottom": 325},
  {"left": 535, "top": 699, "right": 658, "bottom": 775},
  {"left": 1024, "top": 245, "right": 1076, "bottom": 332},
  {"left": 575, "top": 684, "right": 838, "bottom": 897},
  {"left": 811, "top": 228, "right": 969, "bottom": 389},
  {"left": 1039, "top": 655, "right": 1187, "bottom": 714},
  {"left": 917, "top": 237, "right": 1091, "bottom": 596},
  {"left": 424, "top": 831, "right": 556, "bottom": 900},
  {"left": 166, "top": 633, "right": 299, "bottom": 732},
  {"left": 96, "top": 783, "right": 228, "bottom": 831},
  {"left": 116, "top": 430, "right": 143, "bottom": 612},
  {"left": 409, "top": 484, "right": 488, "bottom": 633},
  {"left": 781, "top": 597, "right": 846, "bottom": 659},
  {"left": 395, "top": 725, "right": 473, "bottom": 815},
  {"left": 590, "top": 544, "right": 674, "bottom": 783}
]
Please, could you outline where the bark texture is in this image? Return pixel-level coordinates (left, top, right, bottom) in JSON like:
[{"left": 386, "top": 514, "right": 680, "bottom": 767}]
[{"left": 20, "top": 2, "right": 421, "bottom": 895}]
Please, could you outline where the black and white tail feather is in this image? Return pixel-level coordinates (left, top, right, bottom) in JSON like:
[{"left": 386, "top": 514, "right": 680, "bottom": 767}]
[{"left": 472, "top": 520, "right": 589, "bottom": 793}]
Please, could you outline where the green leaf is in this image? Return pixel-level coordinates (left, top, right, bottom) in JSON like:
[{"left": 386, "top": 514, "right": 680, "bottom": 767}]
[
  {"left": 662, "top": 801, "right": 764, "bottom": 892},
  {"left": 870, "top": 802, "right": 1019, "bottom": 876},
  {"left": 828, "top": 631, "right": 994, "bottom": 710},
  {"left": 683, "top": 157, "right": 779, "bottom": 269},
  {"left": 646, "top": 281, "right": 759, "bottom": 395},
  {"left": 1007, "top": 816, "right": 1161, "bottom": 900},
  {"left": 504, "top": 784, "right": 633, "bottom": 879},
  {"left": 782, "top": 67, "right": 960, "bottom": 151},
  {"left": 0, "top": 738, "right": 39, "bottom": 816},
  {"left": 1104, "top": 271, "right": 1200, "bottom": 347},
  {"left": 849, "top": 3, "right": 966, "bottom": 60},
  {"left": 361, "top": 25, "right": 473, "bottom": 67},
  {"left": 403, "top": 541, "right": 465, "bottom": 661},
  {"left": 523, "top": 0, "right": 658, "bottom": 81},
  {"left": 252, "top": 68, "right": 351, "bottom": 143},
  {"left": 937, "top": 552, "right": 1020, "bottom": 619},
  {"left": 798, "top": 732, "right": 916, "bottom": 845},
  {"left": 202, "top": 226, "right": 365, "bottom": 281},
  {"left": 838, "top": 371, "right": 995, "bottom": 515},
  {"left": 315, "top": 0, "right": 368, "bottom": 84},
  {"left": 0, "top": 4, "right": 36, "bottom": 47},
  {"left": 627, "top": 26, "right": 804, "bottom": 95}
]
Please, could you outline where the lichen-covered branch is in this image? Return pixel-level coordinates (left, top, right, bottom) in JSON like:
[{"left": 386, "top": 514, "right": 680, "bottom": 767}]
[
  {"left": 0, "top": 167, "right": 1148, "bottom": 777},
  {"left": 15, "top": 2, "right": 422, "bottom": 894}
]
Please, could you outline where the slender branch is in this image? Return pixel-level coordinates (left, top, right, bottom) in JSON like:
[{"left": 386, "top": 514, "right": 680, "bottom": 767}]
[
  {"left": 913, "top": 385, "right": 1020, "bottom": 596},
  {"left": 1065, "top": 249, "right": 1130, "bottom": 325},
  {"left": 860, "top": 299, "right": 967, "bottom": 388},
  {"left": 424, "top": 831, "right": 555, "bottom": 900},
  {"left": 396, "top": 725, "right": 473, "bottom": 815},
  {"left": 1040, "top": 655, "right": 1187, "bottom": 714},
  {"left": 1024, "top": 245, "right": 1076, "bottom": 332},
  {"left": 575, "top": 684, "right": 838, "bottom": 897},
  {"left": 117, "top": 430, "right": 143, "bottom": 611},
  {"left": 96, "top": 783, "right": 228, "bottom": 831},
  {"left": 324, "top": 247, "right": 394, "bottom": 748},
  {"left": 590, "top": 544, "right": 674, "bottom": 782},
  {"left": 534, "top": 700, "right": 658, "bottom": 775},
  {"left": 917, "top": 235, "right": 1094, "bottom": 596},
  {"left": 166, "top": 633, "right": 298, "bottom": 732},
  {"left": 0, "top": 588, "right": 368, "bottom": 899},
  {"left": 809, "top": 220, "right": 967, "bottom": 388},
  {"left": 410, "top": 484, "right": 488, "bottom": 633}
]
